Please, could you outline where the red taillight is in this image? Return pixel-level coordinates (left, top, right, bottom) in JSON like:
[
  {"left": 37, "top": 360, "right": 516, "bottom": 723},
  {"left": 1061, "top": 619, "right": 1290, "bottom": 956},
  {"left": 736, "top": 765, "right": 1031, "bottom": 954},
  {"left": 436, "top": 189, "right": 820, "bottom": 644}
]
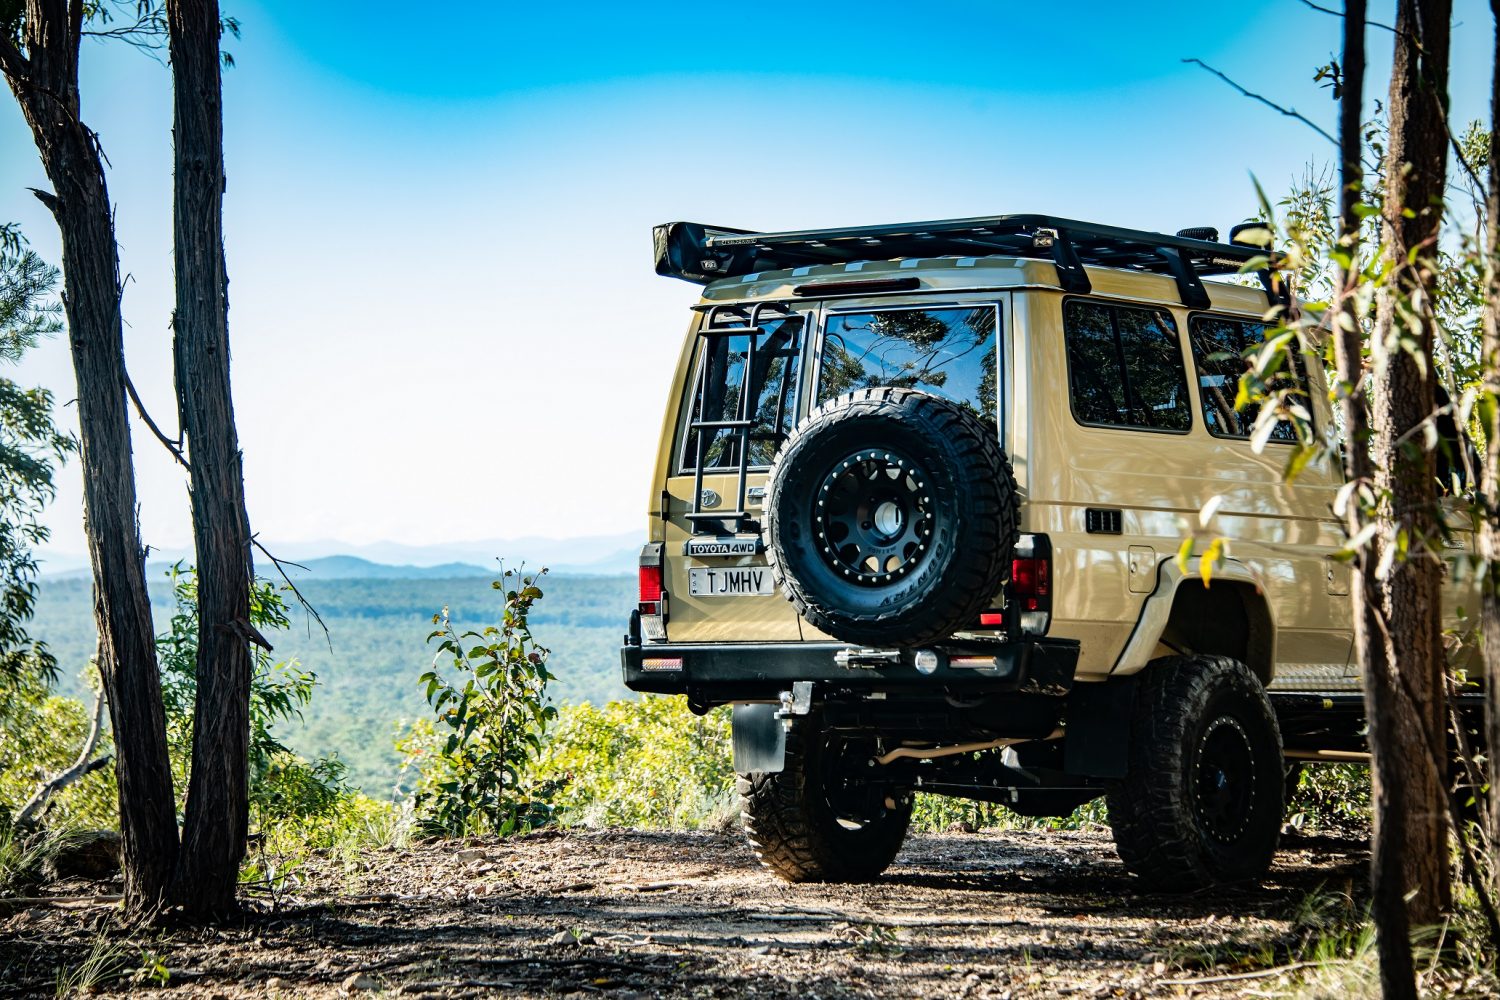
[
  {"left": 978, "top": 611, "right": 1005, "bottom": 628},
  {"left": 639, "top": 565, "right": 663, "bottom": 614},
  {"left": 1011, "top": 557, "right": 1049, "bottom": 611}
]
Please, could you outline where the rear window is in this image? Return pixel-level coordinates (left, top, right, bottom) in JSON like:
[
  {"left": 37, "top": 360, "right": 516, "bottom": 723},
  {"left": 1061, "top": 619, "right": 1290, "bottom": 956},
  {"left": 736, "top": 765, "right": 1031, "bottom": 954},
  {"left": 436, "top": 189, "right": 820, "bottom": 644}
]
[
  {"left": 817, "top": 306, "right": 998, "bottom": 421},
  {"left": 1063, "top": 299, "right": 1191, "bottom": 432},
  {"left": 681, "top": 311, "right": 805, "bottom": 470},
  {"left": 1188, "top": 315, "right": 1309, "bottom": 442}
]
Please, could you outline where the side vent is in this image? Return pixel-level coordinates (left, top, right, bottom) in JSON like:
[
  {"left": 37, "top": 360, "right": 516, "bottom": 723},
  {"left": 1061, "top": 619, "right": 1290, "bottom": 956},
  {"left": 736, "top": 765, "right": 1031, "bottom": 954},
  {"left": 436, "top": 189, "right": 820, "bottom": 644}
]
[{"left": 1085, "top": 508, "right": 1123, "bottom": 534}]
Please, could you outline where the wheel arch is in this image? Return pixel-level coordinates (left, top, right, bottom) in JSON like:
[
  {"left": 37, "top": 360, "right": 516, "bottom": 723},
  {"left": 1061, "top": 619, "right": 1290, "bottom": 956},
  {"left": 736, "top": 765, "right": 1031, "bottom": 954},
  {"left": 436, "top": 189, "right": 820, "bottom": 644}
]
[{"left": 1111, "top": 558, "right": 1277, "bottom": 685}]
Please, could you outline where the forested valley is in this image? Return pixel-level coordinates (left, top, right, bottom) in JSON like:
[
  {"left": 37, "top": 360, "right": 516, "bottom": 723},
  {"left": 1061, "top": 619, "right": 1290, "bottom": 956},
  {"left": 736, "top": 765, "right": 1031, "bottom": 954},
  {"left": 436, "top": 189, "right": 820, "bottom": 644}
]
[{"left": 29, "top": 569, "right": 636, "bottom": 794}]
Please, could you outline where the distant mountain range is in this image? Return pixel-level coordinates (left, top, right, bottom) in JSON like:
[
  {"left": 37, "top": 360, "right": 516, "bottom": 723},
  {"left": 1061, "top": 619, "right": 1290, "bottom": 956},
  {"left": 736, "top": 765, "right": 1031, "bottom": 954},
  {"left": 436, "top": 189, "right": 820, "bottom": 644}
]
[{"left": 38, "top": 531, "right": 640, "bottom": 580}]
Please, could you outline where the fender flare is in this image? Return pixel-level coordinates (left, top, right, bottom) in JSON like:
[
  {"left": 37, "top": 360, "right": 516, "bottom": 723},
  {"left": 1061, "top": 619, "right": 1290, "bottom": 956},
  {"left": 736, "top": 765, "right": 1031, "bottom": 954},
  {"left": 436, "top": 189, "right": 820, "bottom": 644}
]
[{"left": 1110, "top": 555, "right": 1277, "bottom": 680}]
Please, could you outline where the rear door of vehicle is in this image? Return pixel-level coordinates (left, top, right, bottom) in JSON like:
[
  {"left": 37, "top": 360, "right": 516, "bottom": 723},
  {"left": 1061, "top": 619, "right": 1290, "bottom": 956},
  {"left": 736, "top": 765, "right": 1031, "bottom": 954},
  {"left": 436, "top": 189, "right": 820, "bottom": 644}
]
[
  {"left": 794, "top": 293, "right": 1009, "bottom": 641},
  {"left": 661, "top": 301, "right": 812, "bottom": 642}
]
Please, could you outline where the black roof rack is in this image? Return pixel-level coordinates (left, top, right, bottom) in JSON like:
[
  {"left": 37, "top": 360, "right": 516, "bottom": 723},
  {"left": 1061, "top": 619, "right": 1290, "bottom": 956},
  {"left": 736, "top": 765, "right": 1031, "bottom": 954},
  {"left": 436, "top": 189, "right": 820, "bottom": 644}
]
[{"left": 652, "top": 213, "right": 1282, "bottom": 309}]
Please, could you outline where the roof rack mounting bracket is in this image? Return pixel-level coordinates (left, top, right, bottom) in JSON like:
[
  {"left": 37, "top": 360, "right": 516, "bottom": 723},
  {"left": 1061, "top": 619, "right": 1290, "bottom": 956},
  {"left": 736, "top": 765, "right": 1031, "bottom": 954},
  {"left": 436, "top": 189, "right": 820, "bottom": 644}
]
[
  {"left": 1154, "top": 246, "right": 1211, "bottom": 310},
  {"left": 1038, "top": 228, "right": 1091, "bottom": 294}
]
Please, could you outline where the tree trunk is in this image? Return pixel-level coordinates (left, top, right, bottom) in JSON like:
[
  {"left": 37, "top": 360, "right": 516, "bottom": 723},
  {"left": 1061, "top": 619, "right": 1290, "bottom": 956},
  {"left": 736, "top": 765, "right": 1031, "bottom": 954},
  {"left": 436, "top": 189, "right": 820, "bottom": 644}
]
[
  {"left": 0, "top": 0, "right": 178, "bottom": 920},
  {"left": 1328, "top": 6, "right": 1422, "bottom": 997},
  {"left": 1370, "top": 0, "right": 1453, "bottom": 939},
  {"left": 1483, "top": 1, "right": 1500, "bottom": 851},
  {"left": 166, "top": 0, "right": 255, "bottom": 919}
]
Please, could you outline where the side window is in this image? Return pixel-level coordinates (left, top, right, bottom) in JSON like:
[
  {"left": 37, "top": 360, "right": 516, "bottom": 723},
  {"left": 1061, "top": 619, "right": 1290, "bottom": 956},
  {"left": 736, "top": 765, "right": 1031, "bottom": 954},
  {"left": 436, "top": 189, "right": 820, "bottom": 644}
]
[
  {"left": 818, "top": 306, "right": 998, "bottom": 422},
  {"left": 1063, "top": 299, "right": 1191, "bottom": 432},
  {"left": 1188, "top": 315, "right": 1309, "bottom": 443},
  {"left": 681, "top": 312, "right": 804, "bottom": 470}
]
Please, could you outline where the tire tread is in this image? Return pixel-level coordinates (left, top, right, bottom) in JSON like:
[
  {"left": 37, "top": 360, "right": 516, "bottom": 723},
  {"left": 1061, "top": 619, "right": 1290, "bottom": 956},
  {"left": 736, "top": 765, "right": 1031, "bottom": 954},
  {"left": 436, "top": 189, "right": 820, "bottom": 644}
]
[
  {"left": 737, "top": 721, "right": 909, "bottom": 883},
  {"left": 1106, "top": 654, "right": 1284, "bottom": 891}
]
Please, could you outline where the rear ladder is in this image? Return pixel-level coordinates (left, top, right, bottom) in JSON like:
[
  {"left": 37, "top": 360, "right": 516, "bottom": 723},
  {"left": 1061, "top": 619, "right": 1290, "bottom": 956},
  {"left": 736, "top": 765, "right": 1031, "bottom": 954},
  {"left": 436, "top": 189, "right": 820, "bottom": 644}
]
[{"left": 686, "top": 301, "right": 801, "bottom": 535}]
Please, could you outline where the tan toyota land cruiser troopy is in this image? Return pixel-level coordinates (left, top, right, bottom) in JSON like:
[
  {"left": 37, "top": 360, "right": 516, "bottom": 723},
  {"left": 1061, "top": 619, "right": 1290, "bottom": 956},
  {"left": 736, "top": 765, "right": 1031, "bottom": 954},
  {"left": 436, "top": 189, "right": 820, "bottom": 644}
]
[{"left": 619, "top": 213, "right": 1482, "bottom": 891}]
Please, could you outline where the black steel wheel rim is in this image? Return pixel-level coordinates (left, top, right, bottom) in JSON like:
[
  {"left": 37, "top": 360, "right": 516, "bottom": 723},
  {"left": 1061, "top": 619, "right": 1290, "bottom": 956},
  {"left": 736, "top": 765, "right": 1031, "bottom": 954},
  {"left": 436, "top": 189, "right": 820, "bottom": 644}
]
[
  {"left": 813, "top": 449, "right": 933, "bottom": 586},
  {"left": 1192, "top": 716, "right": 1256, "bottom": 844}
]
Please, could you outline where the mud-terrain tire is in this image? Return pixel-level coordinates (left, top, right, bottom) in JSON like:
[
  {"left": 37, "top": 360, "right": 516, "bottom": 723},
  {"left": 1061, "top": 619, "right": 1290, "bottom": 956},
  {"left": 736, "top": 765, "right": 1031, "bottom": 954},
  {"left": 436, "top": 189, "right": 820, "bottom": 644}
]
[
  {"left": 1106, "top": 655, "right": 1284, "bottom": 891},
  {"left": 763, "top": 387, "right": 1016, "bottom": 647},
  {"left": 737, "top": 718, "right": 911, "bottom": 883}
]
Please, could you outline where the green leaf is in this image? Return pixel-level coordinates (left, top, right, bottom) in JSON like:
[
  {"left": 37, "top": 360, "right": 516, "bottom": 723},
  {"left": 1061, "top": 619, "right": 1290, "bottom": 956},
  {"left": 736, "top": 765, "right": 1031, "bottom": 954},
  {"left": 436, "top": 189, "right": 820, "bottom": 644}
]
[
  {"left": 1175, "top": 537, "right": 1194, "bottom": 576},
  {"left": 1478, "top": 390, "right": 1499, "bottom": 437},
  {"left": 1282, "top": 444, "right": 1316, "bottom": 483},
  {"left": 1341, "top": 521, "right": 1379, "bottom": 557},
  {"left": 1200, "top": 537, "right": 1224, "bottom": 587}
]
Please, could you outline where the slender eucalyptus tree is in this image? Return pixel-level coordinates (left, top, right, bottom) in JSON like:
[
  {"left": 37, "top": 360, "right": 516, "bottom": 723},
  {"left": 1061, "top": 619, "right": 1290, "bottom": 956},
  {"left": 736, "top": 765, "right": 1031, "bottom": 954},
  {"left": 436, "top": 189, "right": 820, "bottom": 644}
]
[
  {"left": 165, "top": 0, "right": 255, "bottom": 918},
  {"left": 1368, "top": 0, "right": 1453, "bottom": 937},
  {"left": 1324, "top": 4, "right": 1426, "bottom": 997},
  {"left": 0, "top": 1, "right": 178, "bottom": 918},
  {"left": 1484, "top": 0, "right": 1500, "bottom": 855}
]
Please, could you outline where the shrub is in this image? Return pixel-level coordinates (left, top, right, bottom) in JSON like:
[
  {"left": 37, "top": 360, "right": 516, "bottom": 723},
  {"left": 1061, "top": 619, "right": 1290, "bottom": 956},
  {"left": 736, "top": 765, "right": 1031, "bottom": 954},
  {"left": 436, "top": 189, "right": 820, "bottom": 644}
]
[
  {"left": 1286, "top": 763, "right": 1371, "bottom": 833},
  {"left": 536, "top": 697, "right": 734, "bottom": 829},
  {"left": 403, "top": 567, "right": 557, "bottom": 837},
  {"left": 157, "top": 565, "right": 348, "bottom": 828},
  {"left": 909, "top": 793, "right": 1108, "bottom": 833},
  {"left": 0, "top": 679, "right": 115, "bottom": 832}
]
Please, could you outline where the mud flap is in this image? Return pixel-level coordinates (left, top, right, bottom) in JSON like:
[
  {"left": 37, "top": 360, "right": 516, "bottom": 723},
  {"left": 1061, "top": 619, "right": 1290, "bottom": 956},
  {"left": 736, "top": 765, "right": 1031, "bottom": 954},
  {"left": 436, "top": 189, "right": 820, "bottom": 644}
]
[
  {"left": 1063, "top": 676, "right": 1136, "bottom": 778},
  {"left": 732, "top": 703, "right": 786, "bottom": 774}
]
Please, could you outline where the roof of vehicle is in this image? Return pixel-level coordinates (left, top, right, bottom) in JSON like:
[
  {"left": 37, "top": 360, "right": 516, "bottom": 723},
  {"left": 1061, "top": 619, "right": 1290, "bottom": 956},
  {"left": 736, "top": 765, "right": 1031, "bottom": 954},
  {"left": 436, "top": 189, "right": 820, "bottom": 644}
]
[{"left": 657, "top": 213, "right": 1281, "bottom": 313}]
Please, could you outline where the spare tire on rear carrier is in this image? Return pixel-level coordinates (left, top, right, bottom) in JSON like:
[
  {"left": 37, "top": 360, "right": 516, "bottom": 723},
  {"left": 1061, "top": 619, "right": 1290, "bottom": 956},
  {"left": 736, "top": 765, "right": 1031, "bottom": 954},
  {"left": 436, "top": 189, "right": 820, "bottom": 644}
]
[{"left": 762, "top": 387, "right": 1017, "bottom": 647}]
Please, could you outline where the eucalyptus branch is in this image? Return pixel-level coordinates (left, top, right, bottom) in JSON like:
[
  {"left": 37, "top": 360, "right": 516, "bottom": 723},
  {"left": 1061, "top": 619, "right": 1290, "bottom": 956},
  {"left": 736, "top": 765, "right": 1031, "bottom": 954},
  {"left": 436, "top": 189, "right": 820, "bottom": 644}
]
[
  {"left": 123, "top": 370, "right": 189, "bottom": 470},
  {"left": 82, "top": 15, "right": 166, "bottom": 44},
  {"left": 1297, "top": 0, "right": 1398, "bottom": 35},
  {"left": 250, "top": 536, "right": 331, "bottom": 648},
  {"left": 82, "top": 10, "right": 167, "bottom": 64},
  {"left": 1183, "top": 58, "right": 1338, "bottom": 148},
  {"left": 0, "top": 32, "right": 29, "bottom": 81}
]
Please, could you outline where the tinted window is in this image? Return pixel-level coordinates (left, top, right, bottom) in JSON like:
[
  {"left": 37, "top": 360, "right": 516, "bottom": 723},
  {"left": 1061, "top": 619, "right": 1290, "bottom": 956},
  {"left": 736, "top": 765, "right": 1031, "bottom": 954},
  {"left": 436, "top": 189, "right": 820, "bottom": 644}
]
[
  {"left": 1063, "top": 300, "right": 1191, "bottom": 431},
  {"left": 1188, "top": 316, "right": 1308, "bottom": 442},
  {"left": 818, "top": 306, "right": 998, "bottom": 421},
  {"left": 682, "top": 312, "right": 804, "bottom": 470}
]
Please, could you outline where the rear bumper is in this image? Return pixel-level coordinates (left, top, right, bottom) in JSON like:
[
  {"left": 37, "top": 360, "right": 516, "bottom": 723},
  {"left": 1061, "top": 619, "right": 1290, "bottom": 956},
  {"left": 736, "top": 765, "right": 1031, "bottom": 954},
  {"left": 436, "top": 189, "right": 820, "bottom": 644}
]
[{"left": 620, "top": 633, "right": 1081, "bottom": 703}]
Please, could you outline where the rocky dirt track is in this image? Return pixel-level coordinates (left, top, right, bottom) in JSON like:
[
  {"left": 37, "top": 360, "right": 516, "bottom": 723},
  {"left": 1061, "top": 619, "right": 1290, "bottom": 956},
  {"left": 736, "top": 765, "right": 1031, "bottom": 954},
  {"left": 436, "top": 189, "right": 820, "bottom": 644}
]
[{"left": 0, "top": 827, "right": 1378, "bottom": 998}]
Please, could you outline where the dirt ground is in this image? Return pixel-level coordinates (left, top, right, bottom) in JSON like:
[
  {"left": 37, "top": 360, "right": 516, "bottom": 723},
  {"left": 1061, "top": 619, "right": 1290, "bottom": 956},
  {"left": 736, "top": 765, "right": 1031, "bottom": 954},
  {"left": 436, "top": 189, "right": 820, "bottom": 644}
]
[{"left": 0, "top": 826, "right": 1392, "bottom": 998}]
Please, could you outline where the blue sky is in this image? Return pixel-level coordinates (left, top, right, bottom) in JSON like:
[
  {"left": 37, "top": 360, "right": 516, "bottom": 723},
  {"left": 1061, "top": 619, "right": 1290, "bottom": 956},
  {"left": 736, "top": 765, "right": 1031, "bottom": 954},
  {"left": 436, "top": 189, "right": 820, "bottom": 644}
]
[{"left": 0, "top": 1, "right": 1493, "bottom": 565}]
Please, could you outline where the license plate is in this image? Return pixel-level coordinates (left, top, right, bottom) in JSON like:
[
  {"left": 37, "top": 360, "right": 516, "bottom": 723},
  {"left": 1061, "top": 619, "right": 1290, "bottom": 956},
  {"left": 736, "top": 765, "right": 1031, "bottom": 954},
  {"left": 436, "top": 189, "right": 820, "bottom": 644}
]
[{"left": 688, "top": 566, "right": 775, "bottom": 597}]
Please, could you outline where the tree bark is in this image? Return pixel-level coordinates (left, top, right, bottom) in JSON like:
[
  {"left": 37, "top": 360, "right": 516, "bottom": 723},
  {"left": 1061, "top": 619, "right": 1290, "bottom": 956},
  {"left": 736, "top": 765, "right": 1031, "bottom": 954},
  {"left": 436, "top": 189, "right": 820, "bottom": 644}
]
[
  {"left": 1328, "top": 6, "right": 1422, "bottom": 998},
  {"left": 166, "top": 0, "right": 255, "bottom": 919},
  {"left": 1370, "top": 0, "right": 1453, "bottom": 942},
  {"left": 0, "top": 0, "right": 178, "bottom": 920},
  {"left": 1483, "top": 0, "right": 1500, "bottom": 851}
]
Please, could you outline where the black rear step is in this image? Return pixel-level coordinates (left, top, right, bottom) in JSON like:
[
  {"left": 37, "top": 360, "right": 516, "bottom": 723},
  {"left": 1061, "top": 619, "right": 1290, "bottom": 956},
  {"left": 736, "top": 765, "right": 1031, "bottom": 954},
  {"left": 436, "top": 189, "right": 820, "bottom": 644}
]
[{"left": 654, "top": 213, "right": 1284, "bottom": 307}]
